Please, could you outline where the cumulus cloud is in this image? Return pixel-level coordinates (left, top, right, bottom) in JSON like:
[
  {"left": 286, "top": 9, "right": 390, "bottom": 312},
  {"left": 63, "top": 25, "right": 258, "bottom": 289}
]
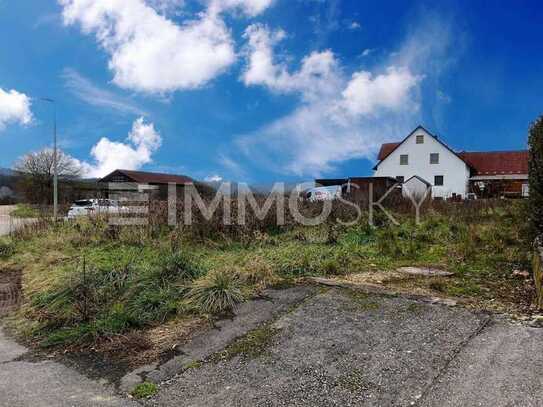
[
  {"left": 241, "top": 24, "right": 341, "bottom": 102},
  {"left": 80, "top": 117, "right": 161, "bottom": 178},
  {"left": 59, "top": 0, "right": 274, "bottom": 94},
  {"left": 0, "top": 88, "right": 33, "bottom": 130},
  {"left": 237, "top": 24, "right": 423, "bottom": 176}
]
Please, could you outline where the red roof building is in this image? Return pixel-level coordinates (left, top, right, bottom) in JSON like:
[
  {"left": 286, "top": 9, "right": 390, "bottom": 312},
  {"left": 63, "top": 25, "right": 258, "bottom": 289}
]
[{"left": 373, "top": 126, "right": 529, "bottom": 199}]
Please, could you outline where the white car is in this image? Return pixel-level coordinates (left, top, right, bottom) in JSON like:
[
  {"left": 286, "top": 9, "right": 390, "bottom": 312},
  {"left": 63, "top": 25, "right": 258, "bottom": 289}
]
[
  {"left": 306, "top": 186, "right": 342, "bottom": 201},
  {"left": 66, "top": 199, "right": 126, "bottom": 219}
]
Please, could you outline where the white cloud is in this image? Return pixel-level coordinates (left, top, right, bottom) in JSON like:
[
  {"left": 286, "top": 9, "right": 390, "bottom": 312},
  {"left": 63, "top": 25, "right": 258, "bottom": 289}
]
[
  {"left": 59, "top": 0, "right": 274, "bottom": 94},
  {"left": 348, "top": 21, "right": 361, "bottom": 30},
  {"left": 62, "top": 68, "right": 147, "bottom": 115},
  {"left": 360, "top": 48, "right": 373, "bottom": 57},
  {"left": 241, "top": 24, "right": 341, "bottom": 102},
  {"left": 208, "top": 0, "right": 274, "bottom": 17},
  {"left": 0, "top": 88, "right": 33, "bottom": 130},
  {"left": 204, "top": 174, "right": 223, "bottom": 182},
  {"left": 237, "top": 24, "right": 423, "bottom": 176},
  {"left": 339, "top": 67, "right": 421, "bottom": 116},
  {"left": 80, "top": 117, "right": 161, "bottom": 177},
  {"left": 146, "top": 0, "right": 184, "bottom": 16}
]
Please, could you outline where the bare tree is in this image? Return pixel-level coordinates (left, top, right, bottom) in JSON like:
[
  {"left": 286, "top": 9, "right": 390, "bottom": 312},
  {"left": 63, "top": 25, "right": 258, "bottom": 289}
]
[{"left": 13, "top": 148, "right": 82, "bottom": 204}]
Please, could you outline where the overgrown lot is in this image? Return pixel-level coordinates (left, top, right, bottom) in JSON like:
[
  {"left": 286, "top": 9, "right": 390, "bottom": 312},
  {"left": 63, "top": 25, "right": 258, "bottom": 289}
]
[{"left": 0, "top": 199, "right": 534, "bottom": 361}]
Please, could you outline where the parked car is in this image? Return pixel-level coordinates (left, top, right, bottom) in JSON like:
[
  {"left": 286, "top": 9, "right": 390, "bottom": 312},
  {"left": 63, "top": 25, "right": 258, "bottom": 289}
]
[
  {"left": 66, "top": 199, "right": 127, "bottom": 219},
  {"left": 306, "top": 186, "right": 342, "bottom": 201}
]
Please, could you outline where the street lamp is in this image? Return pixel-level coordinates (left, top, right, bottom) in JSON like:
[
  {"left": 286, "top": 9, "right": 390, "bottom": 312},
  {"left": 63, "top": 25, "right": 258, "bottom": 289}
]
[{"left": 39, "top": 98, "right": 58, "bottom": 221}]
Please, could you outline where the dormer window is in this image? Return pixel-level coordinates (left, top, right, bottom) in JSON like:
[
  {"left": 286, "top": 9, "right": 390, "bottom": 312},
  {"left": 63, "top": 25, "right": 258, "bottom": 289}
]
[
  {"left": 416, "top": 135, "right": 424, "bottom": 144},
  {"left": 400, "top": 154, "right": 408, "bottom": 165}
]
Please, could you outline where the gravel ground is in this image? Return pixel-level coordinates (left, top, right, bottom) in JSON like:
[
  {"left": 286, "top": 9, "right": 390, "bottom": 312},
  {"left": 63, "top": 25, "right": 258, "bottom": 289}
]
[{"left": 146, "top": 289, "right": 490, "bottom": 407}]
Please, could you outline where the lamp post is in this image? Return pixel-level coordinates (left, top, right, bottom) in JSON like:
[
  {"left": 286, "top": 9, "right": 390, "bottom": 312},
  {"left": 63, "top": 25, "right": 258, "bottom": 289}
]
[{"left": 39, "top": 98, "right": 58, "bottom": 221}]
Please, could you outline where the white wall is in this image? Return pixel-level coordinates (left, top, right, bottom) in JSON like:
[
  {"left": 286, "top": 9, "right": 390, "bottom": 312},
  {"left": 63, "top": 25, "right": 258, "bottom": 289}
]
[{"left": 374, "top": 128, "right": 470, "bottom": 198}]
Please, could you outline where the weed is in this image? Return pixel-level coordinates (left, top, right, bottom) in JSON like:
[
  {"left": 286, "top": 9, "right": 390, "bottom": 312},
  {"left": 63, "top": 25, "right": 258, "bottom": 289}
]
[
  {"left": 10, "top": 204, "right": 40, "bottom": 218},
  {"left": 214, "top": 325, "right": 280, "bottom": 361},
  {"left": 131, "top": 382, "right": 158, "bottom": 399},
  {"left": 0, "top": 239, "right": 14, "bottom": 258},
  {"left": 188, "top": 270, "right": 245, "bottom": 314},
  {"left": 184, "top": 360, "right": 202, "bottom": 369}
]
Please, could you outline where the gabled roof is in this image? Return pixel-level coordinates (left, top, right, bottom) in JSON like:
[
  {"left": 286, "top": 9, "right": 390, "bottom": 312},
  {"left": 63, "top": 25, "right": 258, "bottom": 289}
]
[
  {"left": 374, "top": 126, "right": 529, "bottom": 176},
  {"left": 373, "top": 125, "right": 469, "bottom": 170},
  {"left": 404, "top": 175, "right": 432, "bottom": 186},
  {"left": 377, "top": 142, "right": 401, "bottom": 161},
  {"left": 458, "top": 151, "right": 528, "bottom": 176},
  {"left": 100, "top": 169, "right": 194, "bottom": 185}
]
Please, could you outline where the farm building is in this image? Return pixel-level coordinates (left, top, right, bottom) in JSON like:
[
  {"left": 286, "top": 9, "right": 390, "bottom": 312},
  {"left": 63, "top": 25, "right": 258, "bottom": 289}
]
[{"left": 374, "top": 125, "right": 529, "bottom": 199}]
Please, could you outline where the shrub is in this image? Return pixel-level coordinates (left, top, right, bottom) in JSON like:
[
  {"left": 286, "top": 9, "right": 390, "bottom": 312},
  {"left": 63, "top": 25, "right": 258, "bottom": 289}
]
[
  {"left": 0, "top": 239, "right": 14, "bottom": 258},
  {"left": 156, "top": 251, "right": 202, "bottom": 283},
  {"left": 529, "top": 115, "right": 543, "bottom": 239},
  {"left": 131, "top": 382, "right": 158, "bottom": 399},
  {"left": 188, "top": 270, "right": 244, "bottom": 314}
]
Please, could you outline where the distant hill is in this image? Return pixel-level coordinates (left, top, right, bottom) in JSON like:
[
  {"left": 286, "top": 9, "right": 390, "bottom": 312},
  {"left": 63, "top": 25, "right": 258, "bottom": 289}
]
[{"left": 0, "top": 168, "right": 14, "bottom": 176}]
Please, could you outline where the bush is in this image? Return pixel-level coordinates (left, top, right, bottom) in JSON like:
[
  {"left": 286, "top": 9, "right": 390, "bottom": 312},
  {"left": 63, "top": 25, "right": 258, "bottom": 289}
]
[
  {"left": 0, "top": 239, "right": 14, "bottom": 258},
  {"left": 529, "top": 115, "right": 543, "bottom": 239},
  {"left": 188, "top": 270, "right": 244, "bottom": 314}
]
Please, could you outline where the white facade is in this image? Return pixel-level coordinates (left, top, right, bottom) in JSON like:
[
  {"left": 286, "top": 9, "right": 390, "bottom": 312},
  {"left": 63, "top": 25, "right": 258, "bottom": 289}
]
[
  {"left": 374, "top": 127, "right": 471, "bottom": 198},
  {"left": 402, "top": 176, "right": 431, "bottom": 200}
]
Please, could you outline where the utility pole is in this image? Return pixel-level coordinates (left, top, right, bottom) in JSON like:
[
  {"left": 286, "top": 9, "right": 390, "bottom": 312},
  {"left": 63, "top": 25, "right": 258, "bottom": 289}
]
[{"left": 40, "top": 98, "right": 58, "bottom": 221}]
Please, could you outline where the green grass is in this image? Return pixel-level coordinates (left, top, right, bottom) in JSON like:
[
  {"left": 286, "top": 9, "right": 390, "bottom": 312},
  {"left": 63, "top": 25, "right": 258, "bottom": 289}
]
[
  {"left": 10, "top": 204, "right": 40, "bottom": 218},
  {"left": 1, "top": 200, "right": 533, "bottom": 349},
  {"left": 131, "top": 382, "right": 158, "bottom": 399}
]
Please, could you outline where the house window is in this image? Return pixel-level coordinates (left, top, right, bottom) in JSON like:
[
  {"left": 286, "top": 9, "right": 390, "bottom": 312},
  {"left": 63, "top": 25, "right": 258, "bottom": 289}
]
[
  {"left": 396, "top": 176, "right": 404, "bottom": 183},
  {"left": 400, "top": 154, "right": 409, "bottom": 165},
  {"left": 434, "top": 175, "right": 444, "bottom": 186},
  {"left": 416, "top": 135, "right": 424, "bottom": 144},
  {"left": 430, "top": 153, "right": 440, "bottom": 164}
]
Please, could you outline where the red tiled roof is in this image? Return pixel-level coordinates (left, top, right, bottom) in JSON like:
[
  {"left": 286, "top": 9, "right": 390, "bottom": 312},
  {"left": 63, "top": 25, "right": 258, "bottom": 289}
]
[
  {"left": 458, "top": 151, "right": 529, "bottom": 176},
  {"left": 376, "top": 140, "right": 529, "bottom": 176},
  {"left": 377, "top": 142, "right": 400, "bottom": 161},
  {"left": 100, "top": 169, "right": 193, "bottom": 185}
]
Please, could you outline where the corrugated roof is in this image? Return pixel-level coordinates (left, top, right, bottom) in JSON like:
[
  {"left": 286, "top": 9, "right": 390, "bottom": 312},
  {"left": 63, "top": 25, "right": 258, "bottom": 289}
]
[
  {"left": 100, "top": 169, "right": 194, "bottom": 185},
  {"left": 458, "top": 151, "right": 529, "bottom": 176}
]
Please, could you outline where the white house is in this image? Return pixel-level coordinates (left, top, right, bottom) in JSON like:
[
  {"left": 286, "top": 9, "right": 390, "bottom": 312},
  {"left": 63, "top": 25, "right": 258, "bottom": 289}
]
[{"left": 373, "top": 126, "right": 529, "bottom": 199}]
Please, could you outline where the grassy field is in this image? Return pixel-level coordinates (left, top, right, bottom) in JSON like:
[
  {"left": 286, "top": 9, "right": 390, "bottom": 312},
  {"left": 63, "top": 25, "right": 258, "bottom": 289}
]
[{"left": 0, "top": 199, "right": 534, "bottom": 357}]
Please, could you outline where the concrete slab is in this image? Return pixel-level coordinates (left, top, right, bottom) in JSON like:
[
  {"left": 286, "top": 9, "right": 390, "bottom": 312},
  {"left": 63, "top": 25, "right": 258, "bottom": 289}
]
[
  {"left": 420, "top": 321, "right": 543, "bottom": 407},
  {"left": 147, "top": 289, "right": 489, "bottom": 406},
  {"left": 0, "top": 327, "right": 137, "bottom": 407}
]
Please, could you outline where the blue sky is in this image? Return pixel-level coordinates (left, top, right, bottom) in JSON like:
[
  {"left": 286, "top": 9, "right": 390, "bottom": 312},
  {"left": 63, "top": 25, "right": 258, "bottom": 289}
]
[{"left": 0, "top": 0, "right": 541, "bottom": 183}]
